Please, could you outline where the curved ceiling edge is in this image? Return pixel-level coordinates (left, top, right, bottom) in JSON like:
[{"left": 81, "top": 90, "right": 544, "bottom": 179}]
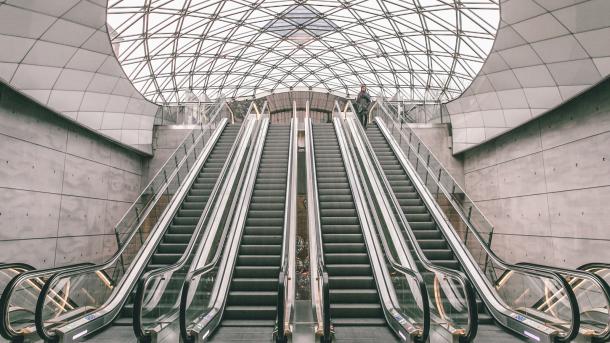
[
  {"left": 447, "top": 0, "right": 610, "bottom": 154},
  {"left": 0, "top": 0, "right": 158, "bottom": 152}
]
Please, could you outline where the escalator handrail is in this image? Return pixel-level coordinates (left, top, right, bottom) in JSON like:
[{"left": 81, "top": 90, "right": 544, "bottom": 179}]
[
  {"left": 304, "top": 118, "right": 331, "bottom": 342},
  {"left": 34, "top": 118, "right": 230, "bottom": 341},
  {"left": 579, "top": 263, "right": 610, "bottom": 273},
  {"left": 276, "top": 118, "right": 297, "bottom": 343},
  {"left": 179, "top": 118, "right": 266, "bottom": 343},
  {"left": 0, "top": 263, "right": 35, "bottom": 273},
  {"left": 0, "top": 262, "right": 93, "bottom": 340},
  {"left": 344, "top": 103, "right": 478, "bottom": 341},
  {"left": 334, "top": 116, "right": 430, "bottom": 342},
  {"left": 375, "top": 111, "right": 581, "bottom": 342},
  {"left": 516, "top": 262, "right": 610, "bottom": 341},
  {"left": 132, "top": 117, "right": 253, "bottom": 340}
]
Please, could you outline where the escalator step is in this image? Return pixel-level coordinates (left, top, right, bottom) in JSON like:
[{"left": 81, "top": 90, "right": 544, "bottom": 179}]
[
  {"left": 330, "top": 289, "right": 379, "bottom": 303},
  {"left": 329, "top": 276, "right": 376, "bottom": 289}
]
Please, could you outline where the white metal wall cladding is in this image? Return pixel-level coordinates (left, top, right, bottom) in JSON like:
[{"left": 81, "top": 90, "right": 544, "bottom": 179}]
[
  {"left": 447, "top": 0, "right": 610, "bottom": 154},
  {"left": 0, "top": 0, "right": 158, "bottom": 153}
]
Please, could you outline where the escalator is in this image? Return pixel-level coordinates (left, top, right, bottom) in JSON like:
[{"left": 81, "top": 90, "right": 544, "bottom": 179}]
[
  {"left": 312, "top": 123, "right": 399, "bottom": 343},
  {"left": 114, "top": 125, "right": 241, "bottom": 330},
  {"left": 208, "top": 124, "right": 290, "bottom": 342},
  {"left": 366, "top": 122, "right": 523, "bottom": 342},
  {"left": 102, "top": 125, "right": 241, "bottom": 338},
  {"left": 34, "top": 123, "right": 243, "bottom": 342}
]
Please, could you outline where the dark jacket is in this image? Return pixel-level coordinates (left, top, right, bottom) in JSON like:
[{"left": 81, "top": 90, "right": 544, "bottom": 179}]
[{"left": 356, "top": 90, "right": 371, "bottom": 115}]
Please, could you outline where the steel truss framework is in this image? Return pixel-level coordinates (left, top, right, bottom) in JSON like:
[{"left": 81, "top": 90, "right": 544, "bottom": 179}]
[{"left": 107, "top": 0, "right": 499, "bottom": 104}]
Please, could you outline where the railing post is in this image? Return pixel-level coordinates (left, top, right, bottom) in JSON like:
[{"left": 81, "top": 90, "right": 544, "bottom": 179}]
[
  {"left": 183, "top": 145, "right": 190, "bottom": 170},
  {"left": 483, "top": 228, "right": 494, "bottom": 273}
]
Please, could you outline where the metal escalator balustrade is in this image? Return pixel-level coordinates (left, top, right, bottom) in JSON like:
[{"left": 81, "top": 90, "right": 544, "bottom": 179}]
[
  {"left": 304, "top": 117, "right": 331, "bottom": 343},
  {"left": 341, "top": 111, "right": 479, "bottom": 342},
  {"left": 367, "top": 104, "right": 601, "bottom": 342},
  {"left": 132, "top": 118, "right": 259, "bottom": 342},
  {"left": 179, "top": 119, "right": 296, "bottom": 343},
  {"left": 215, "top": 124, "right": 291, "bottom": 341},
  {"left": 311, "top": 120, "right": 429, "bottom": 343},
  {"left": 313, "top": 123, "right": 385, "bottom": 327},
  {"left": 32, "top": 112, "right": 243, "bottom": 342},
  {"left": 179, "top": 119, "right": 269, "bottom": 343}
]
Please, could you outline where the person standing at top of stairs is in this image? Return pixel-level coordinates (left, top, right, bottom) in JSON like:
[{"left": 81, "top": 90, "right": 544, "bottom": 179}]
[{"left": 356, "top": 84, "right": 371, "bottom": 128}]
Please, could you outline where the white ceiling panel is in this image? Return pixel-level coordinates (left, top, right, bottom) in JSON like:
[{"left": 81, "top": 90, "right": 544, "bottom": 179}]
[
  {"left": 0, "top": 1, "right": 158, "bottom": 153},
  {"left": 448, "top": 0, "right": 610, "bottom": 153}
]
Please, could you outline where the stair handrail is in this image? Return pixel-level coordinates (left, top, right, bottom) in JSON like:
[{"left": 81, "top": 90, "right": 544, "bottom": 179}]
[
  {"left": 33, "top": 112, "right": 230, "bottom": 342},
  {"left": 343, "top": 104, "right": 479, "bottom": 342},
  {"left": 334, "top": 117, "right": 430, "bottom": 343},
  {"left": 0, "top": 262, "right": 95, "bottom": 340},
  {"left": 515, "top": 262, "right": 610, "bottom": 341},
  {"left": 304, "top": 118, "right": 331, "bottom": 343},
  {"left": 276, "top": 118, "right": 298, "bottom": 343},
  {"left": 374, "top": 108, "right": 581, "bottom": 342},
  {"left": 179, "top": 119, "right": 268, "bottom": 343},
  {"left": 132, "top": 110, "right": 258, "bottom": 341}
]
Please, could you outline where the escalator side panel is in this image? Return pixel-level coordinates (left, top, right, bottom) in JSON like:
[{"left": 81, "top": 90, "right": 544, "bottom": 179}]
[
  {"left": 366, "top": 122, "right": 524, "bottom": 342},
  {"left": 118, "top": 125, "right": 242, "bottom": 324}
]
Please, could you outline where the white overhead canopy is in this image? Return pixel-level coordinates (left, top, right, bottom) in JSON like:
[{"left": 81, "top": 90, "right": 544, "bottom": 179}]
[
  {"left": 0, "top": 0, "right": 158, "bottom": 153},
  {"left": 448, "top": 0, "right": 610, "bottom": 153},
  {"left": 107, "top": 0, "right": 500, "bottom": 103}
]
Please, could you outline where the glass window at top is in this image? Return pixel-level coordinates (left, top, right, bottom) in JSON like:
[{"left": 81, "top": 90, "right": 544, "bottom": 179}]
[{"left": 107, "top": 0, "right": 499, "bottom": 103}]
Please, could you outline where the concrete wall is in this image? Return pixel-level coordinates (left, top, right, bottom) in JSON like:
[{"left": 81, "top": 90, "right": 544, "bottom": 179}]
[
  {"left": 0, "top": 82, "right": 144, "bottom": 268},
  {"left": 409, "top": 124, "right": 465, "bottom": 188},
  {"left": 463, "top": 77, "right": 610, "bottom": 268},
  {"left": 141, "top": 126, "right": 192, "bottom": 186}
]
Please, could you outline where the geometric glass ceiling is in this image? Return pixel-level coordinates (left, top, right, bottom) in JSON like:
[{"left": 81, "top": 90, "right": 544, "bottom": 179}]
[{"left": 107, "top": 0, "right": 499, "bottom": 104}]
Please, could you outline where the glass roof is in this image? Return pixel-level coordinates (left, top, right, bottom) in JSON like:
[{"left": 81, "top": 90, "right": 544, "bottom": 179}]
[{"left": 107, "top": 0, "right": 499, "bottom": 104}]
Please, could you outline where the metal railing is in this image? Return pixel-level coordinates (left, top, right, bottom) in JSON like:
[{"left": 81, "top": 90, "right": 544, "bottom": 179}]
[
  {"left": 343, "top": 103, "right": 478, "bottom": 342},
  {"left": 304, "top": 118, "right": 331, "bottom": 343},
  {"left": 275, "top": 118, "right": 298, "bottom": 343},
  {"left": 333, "top": 116, "right": 430, "bottom": 342},
  {"left": 373, "top": 105, "right": 584, "bottom": 342},
  {"left": 179, "top": 117, "right": 267, "bottom": 343},
  {"left": 132, "top": 108, "right": 256, "bottom": 341}
]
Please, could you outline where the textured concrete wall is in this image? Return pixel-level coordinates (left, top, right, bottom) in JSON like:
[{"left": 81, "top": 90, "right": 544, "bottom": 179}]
[
  {"left": 409, "top": 124, "right": 465, "bottom": 188},
  {"left": 141, "top": 126, "right": 192, "bottom": 186},
  {"left": 463, "top": 78, "right": 610, "bottom": 268},
  {"left": 0, "top": 82, "right": 143, "bottom": 268}
]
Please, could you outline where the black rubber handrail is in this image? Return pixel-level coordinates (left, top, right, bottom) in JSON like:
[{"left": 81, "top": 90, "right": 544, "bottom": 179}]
[
  {"left": 34, "top": 119, "right": 231, "bottom": 342},
  {"left": 345, "top": 103, "right": 478, "bottom": 342},
  {"left": 179, "top": 119, "right": 265, "bottom": 343},
  {"left": 518, "top": 262, "right": 610, "bottom": 342},
  {"left": 0, "top": 263, "right": 35, "bottom": 273},
  {"left": 579, "top": 263, "right": 610, "bottom": 272},
  {"left": 0, "top": 262, "right": 93, "bottom": 340},
  {"left": 375, "top": 109, "right": 582, "bottom": 342},
  {"left": 304, "top": 118, "right": 332, "bottom": 343},
  {"left": 132, "top": 117, "right": 252, "bottom": 342},
  {"left": 275, "top": 118, "right": 297, "bottom": 343}
]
